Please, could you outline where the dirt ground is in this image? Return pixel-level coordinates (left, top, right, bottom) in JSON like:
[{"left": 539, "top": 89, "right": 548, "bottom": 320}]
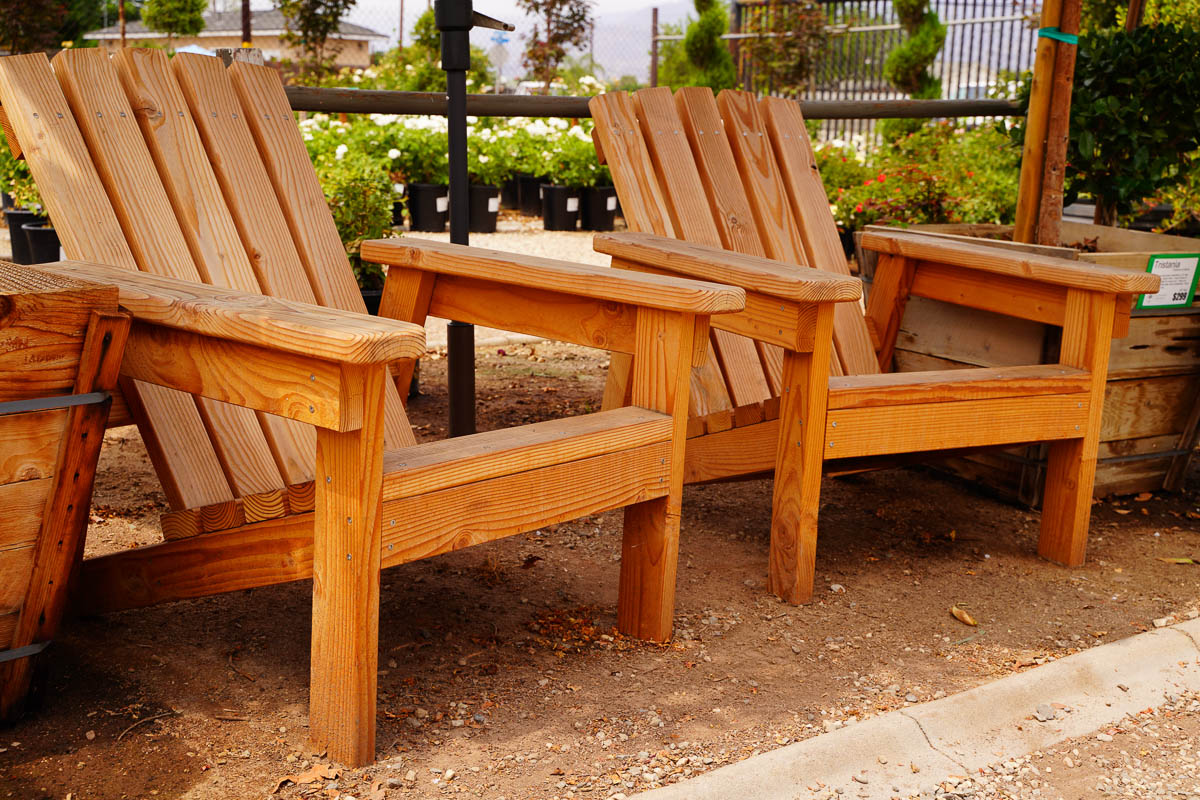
[{"left": 2, "top": 341, "right": 1199, "bottom": 800}]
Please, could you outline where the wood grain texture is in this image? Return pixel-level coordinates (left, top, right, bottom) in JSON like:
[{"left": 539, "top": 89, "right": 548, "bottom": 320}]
[
  {"left": 379, "top": 408, "right": 671, "bottom": 501},
  {"left": 78, "top": 443, "right": 673, "bottom": 615},
  {"left": 825, "top": 395, "right": 1091, "bottom": 460},
  {"left": 36, "top": 261, "right": 425, "bottom": 365},
  {"left": 863, "top": 254, "right": 915, "bottom": 370},
  {"left": 1038, "top": 290, "right": 1117, "bottom": 567},
  {"left": 365, "top": 238, "right": 744, "bottom": 315},
  {"left": 587, "top": 92, "right": 675, "bottom": 238},
  {"left": 769, "top": 305, "right": 834, "bottom": 603},
  {"left": 597, "top": 233, "right": 861, "bottom": 303},
  {"left": 828, "top": 365, "right": 1091, "bottom": 409},
  {"left": 0, "top": 311, "right": 127, "bottom": 720},
  {"left": 910, "top": 261, "right": 1069, "bottom": 326},
  {"left": 309, "top": 364, "right": 386, "bottom": 767},
  {"left": 0, "top": 51, "right": 231, "bottom": 509},
  {"left": 618, "top": 308, "right": 696, "bottom": 641},
  {"left": 862, "top": 229, "right": 1162, "bottom": 294},
  {"left": 120, "top": 321, "right": 358, "bottom": 430},
  {"left": 58, "top": 47, "right": 287, "bottom": 500},
  {"left": 377, "top": 268, "right": 434, "bottom": 398},
  {"left": 427, "top": 274, "right": 639, "bottom": 355},
  {"left": 683, "top": 419, "right": 778, "bottom": 483},
  {"left": 227, "top": 59, "right": 414, "bottom": 453},
  {"left": 381, "top": 443, "right": 672, "bottom": 569},
  {"left": 0, "top": 410, "right": 67, "bottom": 485}
]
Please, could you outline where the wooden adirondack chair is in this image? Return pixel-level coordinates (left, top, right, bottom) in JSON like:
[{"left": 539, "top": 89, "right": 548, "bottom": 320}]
[
  {"left": 0, "top": 51, "right": 764, "bottom": 766},
  {"left": 588, "top": 87, "right": 1160, "bottom": 606}
]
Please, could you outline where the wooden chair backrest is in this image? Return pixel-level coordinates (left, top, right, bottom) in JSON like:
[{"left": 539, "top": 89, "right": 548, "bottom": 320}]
[
  {"left": 591, "top": 87, "right": 881, "bottom": 411},
  {"left": 0, "top": 49, "right": 414, "bottom": 512}
]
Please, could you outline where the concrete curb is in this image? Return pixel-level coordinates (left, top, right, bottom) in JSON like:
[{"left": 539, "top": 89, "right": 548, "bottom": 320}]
[{"left": 636, "top": 619, "right": 1200, "bottom": 800}]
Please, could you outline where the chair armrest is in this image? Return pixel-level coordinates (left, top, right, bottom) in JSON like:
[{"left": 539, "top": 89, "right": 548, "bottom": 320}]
[
  {"left": 35, "top": 260, "right": 426, "bottom": 364},
  {"left": 593, "top": 231, "right": 863, "bottom": 304},
  {"left": 861, "top": 229, "right": 1162, "bottom": 295},
  {"left": 33, "top": 261, "right": 425, "bottom": 431},
  {"left": 362, "top": 237, "right": 746, "bottom": 315}
]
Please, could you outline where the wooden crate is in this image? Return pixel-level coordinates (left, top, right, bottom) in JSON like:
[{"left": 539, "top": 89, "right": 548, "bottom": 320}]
[
  {"left": 0, "top": 263, "right": 125, "bottom": 719},
  {"left": 858, "top": 222, "right": 1200, "bottom": 504}
]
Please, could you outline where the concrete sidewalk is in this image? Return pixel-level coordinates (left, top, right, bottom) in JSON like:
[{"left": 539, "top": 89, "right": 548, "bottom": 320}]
[{"left": 636, "top": 618, "right": 1200, "bottom": 800}]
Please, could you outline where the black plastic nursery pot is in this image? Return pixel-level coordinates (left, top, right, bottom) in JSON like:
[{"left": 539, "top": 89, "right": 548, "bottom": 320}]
[
  {"left": 22, "top": 222, "right": 61, "bottom": 264},
  {"left": 4, "top": 209, "right": 45, "bottom": 264},
  {"left": 518, "top": 174, "right": 547, "bottom": 216},
  {"left": 469, "top": 184, "right": 501, "bottom": 233},
  {"left": 392, "top": 200, "right": 405, "bottom": 227},
  {"left": 501, "top": 174, "right": 521, "bottom": 209},
  {"left": 579, "top": 186, "right": 617, "bottom": 231},
  {"left": 407, "top": 183, "right": 449, "bottom": 232},
  {"left": 1, "top": 192, "right": 12, "bottom": 210},
  {"left": 540, "top": 184, "right": 579, "bottom": 231}
]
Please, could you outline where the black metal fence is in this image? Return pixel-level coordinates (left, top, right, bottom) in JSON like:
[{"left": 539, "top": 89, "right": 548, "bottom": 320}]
[{"left": 655, "top": 0, "right": 1039, "bottom": 143}]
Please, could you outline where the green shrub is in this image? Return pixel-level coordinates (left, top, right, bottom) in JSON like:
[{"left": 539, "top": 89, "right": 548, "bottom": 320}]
[{"left": 313, "top": 152, "right": 395, "bottom": 289}]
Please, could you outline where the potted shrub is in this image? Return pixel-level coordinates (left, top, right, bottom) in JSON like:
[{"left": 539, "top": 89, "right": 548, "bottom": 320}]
[
  {"left": 466, "top": 129, "right": 510, "bottom": 233},
  {"left": 315, "top": 151, "right": 396, "bottom": 312},
  {"left": 579, "top": 165, "right": 617, "bottom": 232},
  {"left": 540, "top": 125, "right": 601, "bottom": 231},
  {"left": 1, "top": 152, "right": 49, "bottom": 265},
  {"left": 390, "top": 120, "right": 450, "bottom": 232}
]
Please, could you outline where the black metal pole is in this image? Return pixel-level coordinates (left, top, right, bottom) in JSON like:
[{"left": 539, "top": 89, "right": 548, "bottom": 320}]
[{"left": 445, "top": 66, "right": 475, "bottom": 437}]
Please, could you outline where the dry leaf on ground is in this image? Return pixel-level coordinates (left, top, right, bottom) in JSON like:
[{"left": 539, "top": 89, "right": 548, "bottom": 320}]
[
  {"left": 951, "top": 604, "right": 979, "bottom": 626},
  {"left": 272, "top": 763, "right": 340, "bottom": 793}
]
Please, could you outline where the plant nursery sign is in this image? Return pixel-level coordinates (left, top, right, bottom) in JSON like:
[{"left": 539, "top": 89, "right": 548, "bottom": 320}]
[{"left": 1136, "top": 254, "right": 1200, "bottom": 310}]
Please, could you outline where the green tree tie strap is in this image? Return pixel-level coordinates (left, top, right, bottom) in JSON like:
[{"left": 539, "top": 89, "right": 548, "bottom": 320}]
[{"left": 1038, "top": 27, "right": 1079, "bottom": 45}]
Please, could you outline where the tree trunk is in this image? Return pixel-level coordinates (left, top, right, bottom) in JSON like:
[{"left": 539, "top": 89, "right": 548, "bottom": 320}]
[{"left": 1093, "top": 197, "right": 1117, "bottom": 226}]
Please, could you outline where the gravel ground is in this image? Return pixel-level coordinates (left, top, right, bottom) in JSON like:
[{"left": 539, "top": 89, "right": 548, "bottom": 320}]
[{"left": 894, "top": 690, "right": 1200, "bottom": 800}]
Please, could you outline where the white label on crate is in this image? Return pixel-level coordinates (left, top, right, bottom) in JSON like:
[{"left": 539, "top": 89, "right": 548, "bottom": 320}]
[
  {"left": 606, "top": 196, "right": 617, "bottom": 211},
  {"left": 436, "top": 195, "right": 449, "bottom": 213},
  {"left": 488, "top": 196, "right": 500, "bottom": 212},
  {"left": 539, "top": 187, "right": 544, "bottom": 200},
  {"left": 566, "top": 197, "right": 579, "bottom": 212}
]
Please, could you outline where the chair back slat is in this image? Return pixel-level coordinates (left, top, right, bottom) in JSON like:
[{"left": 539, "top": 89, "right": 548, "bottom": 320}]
[
  {"left": 630, "top": 88, "right": 775, "bottom": 403},
  {"left": 758, "top": 96, "right": 879, "bottom": 376},
  {"left": 60, "top": 48, "right": 290, "bottom": 497},
  {"left": 590, "top": 92, "right": 734, "bottom": 415},
  {"left": 0, "top": 51, "right": 236, "bottom": 509},
  {"left": 228, "top": 61, "right": 414, "bottom": 450}
]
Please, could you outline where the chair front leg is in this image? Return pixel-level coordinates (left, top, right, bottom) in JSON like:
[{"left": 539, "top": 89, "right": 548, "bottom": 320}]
[
  {"left": 309, "top": 364, "right": 388, "bottom": 767},
  {"left": 769, "top": 304, "right": 835, "bottom": 604},
  {"left": 617, "top": 308, "right": 699, "bottom": 642},
  {"left": 1039, "top": 289, "right": 1116, "bottom": 567}
]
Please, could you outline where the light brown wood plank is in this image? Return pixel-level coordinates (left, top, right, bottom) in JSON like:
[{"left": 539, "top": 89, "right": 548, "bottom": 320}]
[
  {"left": 587, "top": 92, "right": 675, "bottom": 238},
  {"left": 0, "top": 410, "right": 67, "bottom": 485},
  {"left": 0, "top": 51, "right": 231, "bottom": 509},
  {"left": 79, "top": 443, "right": 673, "bottom": 614},
  {"left": 37, "top": 261, "right": 426, "bottom": 366},
  {"left": 426, "top": 274, "right": 639, "bottom": 355},
  {"left": 863, "top": 229, "right": 1161, "bottom": 295},
  {"left": 910, "top": 261, "right": 1069, "bottom": 326},
  {"left": 0, "top": 478, "right": 52, "bottom": 552},
  {"left": 310, "top": 364, "right": 386, "bottom": 767},
  {"left": 1039, "top": 291, "right": 1117, "bottom": 566},
  {"left": 683, "top": 419, "right": 778, "bottom": 483},
  {"left": 825, "top": 394, "right": 1091, "bottom": 460},
  {"left": 366, "top": 239, "right": 744, "bottom": 316},
  {"left": 379, "top": 407, "right": 671, "bottom": 501},
  {"left": 227, "top": 59, "right": 415, "bottom": 452},
  {"left": 864, "top": 254, "right": 915, "bottom": 370},
  {"left": 828, "top": 364, "right": 1092, "bottom": 410},
  {"left": 0, "top": 548, "right": 33, "bottom": 616}
]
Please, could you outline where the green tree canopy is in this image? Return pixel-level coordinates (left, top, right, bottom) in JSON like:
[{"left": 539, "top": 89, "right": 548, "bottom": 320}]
[
  {"left": 0, "top": 0, "right": 68, "bottom": 53},
  {"left": 278, "top": 0, "right": 358, "bottom": 80},
  {"left": 142, "top": 0, "right": 206, "bottom": 52},
  {"left": 515, "top": 0, "right": 593, "bottom": 92}
]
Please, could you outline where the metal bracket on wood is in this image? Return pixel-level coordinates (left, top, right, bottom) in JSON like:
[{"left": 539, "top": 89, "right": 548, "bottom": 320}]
[{"left": 0, "top": 391, "right": 110, "bottom": 417}]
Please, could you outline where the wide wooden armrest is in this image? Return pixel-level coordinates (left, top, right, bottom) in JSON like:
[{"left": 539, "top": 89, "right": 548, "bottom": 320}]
[
  {"left": 861, "top": 229, "right": 1161, "bottom": 295},
  {"left": 362, "top": 238, "right": 746, "bottom": 315},
  {"left": 593, "top": 232, "right": 863, "bottom": 304},
  {"left": 34, "top": 260, "right": 426, "bottom": 365}
]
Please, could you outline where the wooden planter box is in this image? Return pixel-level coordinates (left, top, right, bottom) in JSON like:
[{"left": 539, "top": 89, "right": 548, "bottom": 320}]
[
  {"left": 857, "top": 221, "right": 1200, "bottom": 504},
  {"left": 0, "top": 265, "right": 125, "bottom": 719}
]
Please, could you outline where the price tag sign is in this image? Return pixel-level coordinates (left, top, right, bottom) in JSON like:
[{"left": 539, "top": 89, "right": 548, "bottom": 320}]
[{"left": 1136, "top": 254, "right": 1200, "bottom": 310}]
